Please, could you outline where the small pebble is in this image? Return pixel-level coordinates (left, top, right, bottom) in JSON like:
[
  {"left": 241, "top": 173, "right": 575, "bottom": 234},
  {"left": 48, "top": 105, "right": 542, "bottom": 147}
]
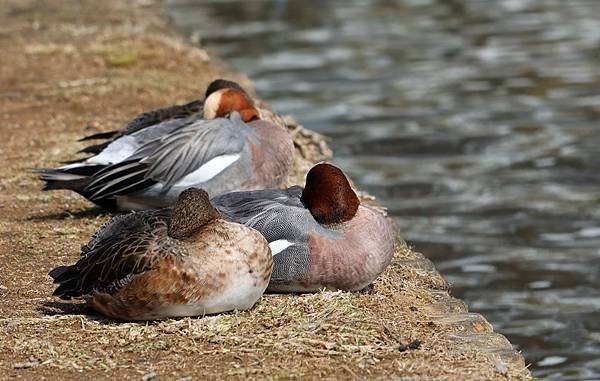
[
  {"left": 142, "top": 371, "right": 157, "bottom": 381},
  {"left": 494, "top": 360, "right": 508, "bottom": 375},
  {"left": 14, "top": 361, "right": 39, "bottom": 369},
  {"left": 398, "top": 339, "right": 421, "bottom": 352}
]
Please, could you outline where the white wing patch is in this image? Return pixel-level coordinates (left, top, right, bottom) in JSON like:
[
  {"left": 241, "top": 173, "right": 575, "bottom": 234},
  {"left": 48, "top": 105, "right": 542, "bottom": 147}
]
[
  {"left": 89, "top": 135, "right": 138, "bottom": 165},
  {"left": 177, "top": 154, "right": 240, "bottom": 186},
  {"left": 58, "top": 162, "right": 85, "bottom": 170},
  {"left": 269, "top": 240, "right": 295, "bottom": 256}
]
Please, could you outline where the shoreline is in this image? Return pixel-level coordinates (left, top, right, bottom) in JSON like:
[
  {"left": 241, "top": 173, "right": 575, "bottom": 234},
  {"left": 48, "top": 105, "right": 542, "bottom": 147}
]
[{"left": 0, "top": 0, "right": 531, "bottom": 379}]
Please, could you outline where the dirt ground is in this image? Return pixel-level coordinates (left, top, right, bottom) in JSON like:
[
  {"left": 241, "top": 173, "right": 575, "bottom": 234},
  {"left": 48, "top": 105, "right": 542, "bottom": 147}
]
[{"left": 0, "top": 1, "right": 531, "bottom": 380}]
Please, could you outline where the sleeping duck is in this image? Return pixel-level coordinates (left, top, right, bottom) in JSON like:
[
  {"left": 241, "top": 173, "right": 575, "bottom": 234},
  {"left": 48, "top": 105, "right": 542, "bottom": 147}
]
[
  {"left": 37, "top": 81, "right": 294, "bottom": 210},
  {"left": 49, "top": 188, "right": 273, "bottom": 320},
  {"left": 75, "top": 79, "right": 246, "bottom": 156},
  {"left": 212, "top": 163, "right": 395, "bottom": 293}
]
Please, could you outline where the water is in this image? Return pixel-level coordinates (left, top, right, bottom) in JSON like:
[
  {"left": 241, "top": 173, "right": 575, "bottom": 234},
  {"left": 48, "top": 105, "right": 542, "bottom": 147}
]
[{"left": 168, "top": 0, "right": 600, "bottom": 378}]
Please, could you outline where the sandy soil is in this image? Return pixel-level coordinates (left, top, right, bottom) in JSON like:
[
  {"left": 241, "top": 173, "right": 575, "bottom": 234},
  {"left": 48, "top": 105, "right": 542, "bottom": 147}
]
[{"left": 0, "top": 1, "right": 531, "bottom": 379}]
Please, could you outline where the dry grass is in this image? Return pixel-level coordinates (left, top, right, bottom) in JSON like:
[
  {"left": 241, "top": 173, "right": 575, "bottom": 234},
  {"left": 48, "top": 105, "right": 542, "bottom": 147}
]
[{"left": 0, "top": 0, "right": 531, "bottom": 379}]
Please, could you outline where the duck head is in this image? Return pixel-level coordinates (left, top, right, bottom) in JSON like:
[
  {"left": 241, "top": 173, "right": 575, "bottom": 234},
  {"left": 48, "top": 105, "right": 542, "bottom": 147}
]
[
  {"left": 204, "top": 79, "right": 246, "bottom": 98},
  {"left": 300, "top": 163, "right": 360, "bottom": 225},
  {"left": 169, "top": 188, "right": 221, "bottom": 239},
  {"left": 203, "top": 79, "right": 260, "bottom": 123}
]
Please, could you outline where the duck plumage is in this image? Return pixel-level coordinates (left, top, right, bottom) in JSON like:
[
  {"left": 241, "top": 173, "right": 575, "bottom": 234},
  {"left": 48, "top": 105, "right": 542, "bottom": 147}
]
[
  {"left": 49, "top": 188, "right": 273, "bottom": 320},
  {"left": 76, "top": 79, "right": 245, "bottom": 155},
  {"left": 212, "top": 163, "right": 395, "bottom": 292},
  {"left": 78, "top": 99, "right": 203, "bottom": 156},
  {"left": 38, "top": 80, "right": 294, "bottom": 210}
]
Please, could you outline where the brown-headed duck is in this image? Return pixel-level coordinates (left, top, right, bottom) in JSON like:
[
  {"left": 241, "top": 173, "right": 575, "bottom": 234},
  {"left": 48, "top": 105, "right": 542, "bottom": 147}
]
[
  {"left": 49, "top": 188, "right": 273, "bottom": 320},
  {"left": 212, "top": 163, "right": 395, "bottom": 293},
  {"left": 37, "top": 80, "right": 293, "bottom": 210}
]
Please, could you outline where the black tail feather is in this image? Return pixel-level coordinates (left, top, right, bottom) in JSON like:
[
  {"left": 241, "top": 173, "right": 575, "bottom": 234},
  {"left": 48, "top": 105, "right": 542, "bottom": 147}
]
[
  {"left": 35, "top": 165, "right": 120, "bottom": 210},
  {"left": 60, "top": 157, "right": 89, "bottom": 165},
  {"left": 49, "top": 265, "right": 81, "bottom": 299},
  {"left": 36, "top": 164, "right": 105, "bottom": 191},
  {"left": 42, "top": 178, "right": 88, "bottom": 191},
  {"left": 78, "top": 141, "right": 110, "bottom": 155},
  {"left": 35, "top": 168, "right": 93, "bottom": 192},
  {"left": 49, "top": 265, "right": 71, "bottom": 281},
  {"left": 61, "top": 164, "right": 105, "bottom": 177},
  {"left": 78, "top": 130, "right": 118, "bottom": 141}
]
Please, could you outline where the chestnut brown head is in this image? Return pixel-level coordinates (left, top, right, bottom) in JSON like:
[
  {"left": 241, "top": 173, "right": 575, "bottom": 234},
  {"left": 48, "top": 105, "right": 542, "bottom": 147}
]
[
  {"left": 204, "top": 79, "right": 246, "bottom": 99},
  {"left": 300, "top": 163, "right": 360, "bottom": 225},
  {"left": 203, "top": 87, "right": 259, "bottom": 123}
]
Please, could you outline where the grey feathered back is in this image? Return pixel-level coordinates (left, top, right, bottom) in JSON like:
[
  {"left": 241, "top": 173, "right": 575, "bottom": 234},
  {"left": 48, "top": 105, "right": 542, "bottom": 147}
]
[
  {"left": 133, "top": 113, "right": 250, "bottom": 188},
  {"left": 94, "top": 116, "right": 198, "bottom": 165},
  {"left": 212, "top": 187, "right": 340, "bottom": 284},
  {"left": 39, "top": 111, "right": 292, "bottom": 210},
  {"left": 128, "top": 115, "right": 199, "bottom": 147},
  {"left": 83, "top": 113, "right": 252, "bottom": 202}
]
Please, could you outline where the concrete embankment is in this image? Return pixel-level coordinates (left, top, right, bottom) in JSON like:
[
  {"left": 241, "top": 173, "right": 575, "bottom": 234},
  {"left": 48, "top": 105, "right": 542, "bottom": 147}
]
[{"left": 0, "top": 1, "right": 531, "bottom": 379}]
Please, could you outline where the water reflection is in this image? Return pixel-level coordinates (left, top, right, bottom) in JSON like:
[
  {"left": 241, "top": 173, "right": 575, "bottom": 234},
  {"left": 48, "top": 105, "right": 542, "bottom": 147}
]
[{"left": 169, "top": 0, "right": 600, "bottom": 378}]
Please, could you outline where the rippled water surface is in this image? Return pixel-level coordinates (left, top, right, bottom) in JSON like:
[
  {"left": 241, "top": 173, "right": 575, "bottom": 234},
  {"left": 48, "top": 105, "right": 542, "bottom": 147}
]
[{"left": 168, "top": 0, "right": 600, "bottom": 378}]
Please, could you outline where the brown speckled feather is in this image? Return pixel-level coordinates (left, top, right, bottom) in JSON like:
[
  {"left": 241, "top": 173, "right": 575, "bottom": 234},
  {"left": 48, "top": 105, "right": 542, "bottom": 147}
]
[
  {"left": 50, "top": 189, "right": 272, "bottom": 320},
  {"left": 88, "top": 220, "right": 272, "bottom": 320}
]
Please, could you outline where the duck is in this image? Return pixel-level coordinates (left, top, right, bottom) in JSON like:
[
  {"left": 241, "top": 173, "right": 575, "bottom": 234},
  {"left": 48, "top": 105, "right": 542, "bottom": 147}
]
[
  {"left": 212, "top": 163, "right": 395, "bottom": 293},
  {"left": 37, "top": 80, "right": 294, "bottom": 210},
  {"left": 49, "top": 188, "right": 273, "bottom": 321},
  {"left": 76, "top": 79, "right": 251, "bottom": 156}
]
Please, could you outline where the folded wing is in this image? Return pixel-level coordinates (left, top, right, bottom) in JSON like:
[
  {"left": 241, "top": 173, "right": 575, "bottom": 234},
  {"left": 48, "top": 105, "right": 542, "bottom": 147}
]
[
  {"left": 79, "top": 100, "right": 202, "bottom": 155},
  {"left": 49, "top": 210, "right": 174, "bottom": 299},
  {"left": 84, "top": 113, "right": 250, "bottom": 201}
]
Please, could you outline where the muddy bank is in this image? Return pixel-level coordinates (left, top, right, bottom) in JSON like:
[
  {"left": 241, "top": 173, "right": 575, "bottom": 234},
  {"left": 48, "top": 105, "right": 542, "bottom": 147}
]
[{"left": 0, "top": 1, "right": 530, "bottom": 379}]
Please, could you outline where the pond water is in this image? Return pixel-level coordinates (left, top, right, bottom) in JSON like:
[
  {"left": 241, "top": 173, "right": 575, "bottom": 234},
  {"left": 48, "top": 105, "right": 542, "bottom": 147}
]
[{"left": 168, "top": 0, "right": 600, "bottom": 379}]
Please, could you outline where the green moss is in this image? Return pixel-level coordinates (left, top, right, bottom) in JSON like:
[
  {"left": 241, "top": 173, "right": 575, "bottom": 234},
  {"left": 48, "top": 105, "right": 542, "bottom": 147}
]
[{"left": 108, "top": 51, "right": 139, "bottom": 67}]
